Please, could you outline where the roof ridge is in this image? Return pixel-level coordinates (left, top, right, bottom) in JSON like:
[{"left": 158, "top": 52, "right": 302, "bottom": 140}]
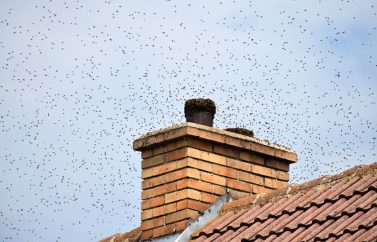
[{"left": 221, "top": 161, "right": 377, "bottom": 213}]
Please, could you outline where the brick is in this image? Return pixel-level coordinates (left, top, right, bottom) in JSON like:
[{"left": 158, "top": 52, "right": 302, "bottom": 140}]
[
  {"left": 142, "top": 153, "right": 166, "bottom": 169},
  {"left": 186, "top": 147, "right": 201, "bottom": 159},
  {"left": 140, "top": 229, "right": 153, "bottom": 241},
  {"left": 164, "top": 129, "right": 175, "bottom": 141},
  {"left": 165, "top": 169, "right": 187, "bottom": 183},
  {"left": 141, "top": 209, "right": 153, "bottom": 220},
  {"left": 213, "top": 185, "right": 227, "bottom": 195},
  {"left": 252, "top": 143, "right": 275, "bottom": 157},
  {"left": 187, "top": 189, "right": 201, "bottom": 200},
  {"left": 156, "top": 133, "right": 165, "bottom": 143},
  {"left": 141, "top": 196, "right": 165, "bottom": 210},
  {"left": 239, "top": 171, "right": 264, "bottom": 185},
  {"left": 228, "top": 189, "right": 240, "bottom": 199},
  {"left": 142, "top": 182, "right": 176, "bottom": 200},
  {"left": 133, "top": 139, "right": 144, "bottom": 150},
  {"left": 213, "top": 164, "right": 238, "bottom": 179},
  {"left": 177, "top": 199, "right": 208, "bottom": 212},
  {"left": 201, "top": 193, "right": 219, "bottom": 203},
  {"left": 153, "top": 145, "right": 166, "bottom": 155},
  {"left": 198, "top": 130, "right": 225, "bottom": 143},
  {"left": 165, "top": 209, "right": 198, "bottom": 224},
  {"left": 264, "top": 177, "right": 278, "bottom": 189},
  {"left": 186, "top": 147, "right": 227, "bottom": 166},
  {"left": 152, "top": 223, "right": 175, "bottom": 238},
  {"left": 141, "top": 149, "right": 153, "bottom": 159},
  {"left": 224, "top": 136, "right": 242, "bottom": 147},
  {"left": 238, "top": 191, "right": 251, "bottom": 198},
  {"left": 186, "top": 126, "right": 199, "bottom": 137},
  {"left": 176, "top": 220, "right": 190, "bottom": 231},
  {"left": 240, "top": 140, "right": 252, "bottom": 150},
  {"left": 253, "top": 185, "right": 273, "bottom": 195},
  {"left": 226, "top": 158, "right": 251, "bottom": 172},
  {"left": 153, "top": 203, "right": 177, "bottom": 217},
  {"left": 227, "top": 179, "right": 252, "bottom": 193},
  {"left": 285, "top": 152, "right": 298, "bottom": 162},
  {"left": 200, "top": 151, "right": 226, "bottom": 166},
  {"left": 165, "top": 190, "right": 187, "bottom": 204},
  {"left": 152, "top": 220, "right": 190, "bottom": 238},
  {"left": 142, "top": 161, "right": 177, "bottom": 179},
  {"left": 240, "top": 151, "right": 264, "bottom": 165},
  {"left": 252, "top": 164, "right": 276, "bottom": 178},
  {"left": 142, "top": 175, "right": 166, "bottom": 189},
  {"left": 200, "top": 172, "right": 226, "bottom": 186},
  {"left": 277, "top": 171, "right": 289, "bottom": 181},
  {"left": 265, "top": 159, "right": 289, "bottom": 171},
  {"left": 228, "top": 189, "right": 251, "bottom": 200},
  {"left": 177, "top": 179, "right": 213, "bottom": 193},
  {"left": 276, "top": 179, "right": 288, "bottom": 189},
  {"left": 166, "top": 141, "right": 177, "bottom": 152},
  {"left": 187, "top": 137, "right": 213, "bottom": 152},
  {"left": 141, "top": 216, "right": 165, "bottom": 230},
  {"left": 187, "top": 158, "right": 213, "bottom": 172},
  {"left": 214, "top": 144, "right": 240, "bottom": 159},
  {"left": 166, "top": 148, "right": 187, "bottom": 162},
  {"left": 187, "top": 168, "right": 200, "bottom": 179}
]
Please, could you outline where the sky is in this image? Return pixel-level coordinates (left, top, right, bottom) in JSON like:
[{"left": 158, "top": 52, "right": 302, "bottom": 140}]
[{"left": 0, "top": 0, "right": 376, "bottom": 241}]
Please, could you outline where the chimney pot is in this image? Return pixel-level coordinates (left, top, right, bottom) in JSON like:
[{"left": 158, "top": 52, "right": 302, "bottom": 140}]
[{"left": 184, "top": 98, "right": 216, "bottom": 127}]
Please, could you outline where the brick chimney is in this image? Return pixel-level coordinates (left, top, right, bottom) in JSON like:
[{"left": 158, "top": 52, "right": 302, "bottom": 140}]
[{"left": 133, "top": 99, "right": 297, "bottom": 241}]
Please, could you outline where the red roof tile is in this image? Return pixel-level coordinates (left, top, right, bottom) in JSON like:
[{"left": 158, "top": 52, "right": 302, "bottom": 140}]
[{"left": 191, "top": 162, "right": 377, "bottom": 242}]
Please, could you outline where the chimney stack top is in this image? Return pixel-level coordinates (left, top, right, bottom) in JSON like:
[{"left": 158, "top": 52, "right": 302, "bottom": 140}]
[{"left": 184, "top": 98, "right": 216, "bottom": 127}]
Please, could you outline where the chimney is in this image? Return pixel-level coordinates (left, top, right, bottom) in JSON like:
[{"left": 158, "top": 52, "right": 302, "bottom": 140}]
[{"left": 133, "top": 99, "right": 297, "bottom": 241}]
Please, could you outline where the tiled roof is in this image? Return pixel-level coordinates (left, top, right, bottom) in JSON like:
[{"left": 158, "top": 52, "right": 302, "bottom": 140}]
[
  {"left": 99, "top": 226, "right": 141, "bottom": 242},
  {"left": 191, "top": 162, "right": 377, "bottom": 242}
]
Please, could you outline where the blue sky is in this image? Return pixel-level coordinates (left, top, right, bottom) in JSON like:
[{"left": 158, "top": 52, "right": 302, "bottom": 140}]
[{"left": 0, "top": 0, "right": 376, "bottom": 241}]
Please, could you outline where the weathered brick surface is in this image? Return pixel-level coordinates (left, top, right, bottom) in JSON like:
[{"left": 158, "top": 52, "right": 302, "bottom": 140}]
[
  {"left": 150, "top": 220, "right": 189, "bottom": 239},
  {"left": 186, "top": 137, "right": 213, "bottom": 152},
  {"left": 164, "top": 189, "right": 201, "bottom": 203},
  {"left": 239, "top": 171, "right": 264, "bottom": 185},
  {"left": 166, "top": 147, "right": 187, "bottom": 162},
  {"left": 252, "top": 164, "right": 276, "bottom": 178},
  {"left": 141, "top": 195, "right": 165, "bottom": 210},
  {"left": 253, "top": 184, "right": 274, "bottom": 194},
  {"left": 142, "top": 175, "right": 166, "bottom": 190},
  {"left": 151, "top": 203, "right": 177, "bottom": 218},
  {"left": 176, "top": 199, "right": 208, "bottom": 211},
  {"left": 141, "top": 216, "right": 165, "bottom": 231},
  {"left": 142, "top": 153, "right": 165, "bottom": 169},
  {"left": 265, "top": 159, "right": 290, "bottom": 171},
  {"left": 200, "top": 171, "right": 226, "bottom": 186},
  {"left": 142, "top": 182, "right": 176, "bottom": 200},
  {"left": 165, "top": 209, "right": 199, "bottom": 224},
  {"left": 277, "top": 171, "right": 289, "bottom": 181},
  {"left": 140, "top": 229, "right": 153, "bottom": 241},
  {"left": 264, "top": 177, "right": 279, "bottom": 189},
  {"left": 227, "top": 179, "right": 252, "bottom": 193},
  {"left": 240, "top": 151, "right": 264, "bottom": 165},
  {"left": 213, "top": 164, "right": 238, "bottom": 179},
  {"left": 226, "top": 157, "right": 251, "bottom": 172},
  {"left": 214, "top": 144, "right": 240, "bottom": 159},
  {"left": 200, "top": 193, "right": 219, "bottom": 203},
  {"left": 141, "top": 149, "right": 153, "bottom": 159}
]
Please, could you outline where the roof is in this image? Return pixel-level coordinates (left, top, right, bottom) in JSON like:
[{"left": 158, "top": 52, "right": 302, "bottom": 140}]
[
  {"left": 191, "top": 161, "right": 377, "bottom": 242},
  {"left": 99, "top": 227, "right": 141, "bottom": 242}
]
